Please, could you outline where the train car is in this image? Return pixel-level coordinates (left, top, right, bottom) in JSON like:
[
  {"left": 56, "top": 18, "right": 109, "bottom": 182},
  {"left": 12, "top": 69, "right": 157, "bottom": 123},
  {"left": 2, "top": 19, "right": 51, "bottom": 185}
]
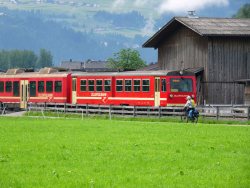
[
  {"left": 0, "top": 68, "right": 71, "bottom": 109},
  {"left": 0, "top": 68, "right": 196, "bottom": 109},
  {"left": 72, "top": 70, "right": 196, "bottom": 106}
]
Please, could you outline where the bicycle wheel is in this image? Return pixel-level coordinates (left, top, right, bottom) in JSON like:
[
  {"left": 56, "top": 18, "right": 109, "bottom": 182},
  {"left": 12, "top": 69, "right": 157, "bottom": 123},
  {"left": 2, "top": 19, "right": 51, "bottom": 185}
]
[{"left": 194, "top": 116, "right": 198, "bottom": 123}]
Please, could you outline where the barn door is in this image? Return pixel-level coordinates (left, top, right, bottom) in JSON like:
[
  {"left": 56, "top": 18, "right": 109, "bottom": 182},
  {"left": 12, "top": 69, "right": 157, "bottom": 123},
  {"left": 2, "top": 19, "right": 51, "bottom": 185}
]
[
  {"left": 72, "top": 78, "right": 77, "bottom": 104},
  {"left": 20, "top": 80, "right": 29, "bottom": 109},
  {"left": 154, "top": 77, "right": 160, "bottom": 106}
]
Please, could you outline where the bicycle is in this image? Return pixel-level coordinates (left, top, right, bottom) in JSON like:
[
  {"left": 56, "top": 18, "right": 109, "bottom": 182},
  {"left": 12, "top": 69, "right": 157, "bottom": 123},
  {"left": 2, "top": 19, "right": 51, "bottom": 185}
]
[{"left": 184, "top": 108, "right": 199, "bottom": 123}]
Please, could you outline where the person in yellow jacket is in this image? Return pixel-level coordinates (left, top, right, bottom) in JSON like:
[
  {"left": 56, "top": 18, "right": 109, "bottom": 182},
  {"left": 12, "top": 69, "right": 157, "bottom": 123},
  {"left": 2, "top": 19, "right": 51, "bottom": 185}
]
[{"left": 191, "top": 96, "right": 196, "bottom": 107}]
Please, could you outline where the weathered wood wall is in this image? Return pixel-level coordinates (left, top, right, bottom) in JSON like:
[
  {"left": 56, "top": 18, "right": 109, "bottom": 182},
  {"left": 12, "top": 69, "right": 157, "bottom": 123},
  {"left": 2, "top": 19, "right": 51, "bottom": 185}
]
[
  {"left": 158, "top": 26, "right": 208, "bottom": 70},
  {"left": 245, "top": 83, "right": 250, "bottom": 105},
  {"left": 158, "top": 25, "right": 250, "bottom": 104},
  {"left": 207, "top": 37, "right": 250, "bottom": 104}
]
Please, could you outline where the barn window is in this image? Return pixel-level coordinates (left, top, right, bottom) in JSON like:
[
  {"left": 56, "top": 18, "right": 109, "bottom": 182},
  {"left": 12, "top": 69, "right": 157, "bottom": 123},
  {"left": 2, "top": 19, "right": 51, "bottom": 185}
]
[
  {"left": 13, "top": 81, "right": 19, "bottom": 96},
  {"left": 116, "top": 80, "right": 123, "bottom": 92},
  {"left": 104, "top": 80, "right": 111, "bottom": 92},
  {"left": 142, "top": 79, "right": 150, "bottom": 92},
  {"left": 0, "top": 81, "right": 4, "bottom": 92},
  {"left": 161, "top": 79, "right": 167, "bottom": 92},
  {"left": 170, "top": 78, "right": 193, "bottom": 92},
  {"left": 125, "top": 80, "right": 132, "bottom": 92},
  {"left": 30, "top": 81, "right": 36, "bottom": 97},
  {"left": 133, "top": 80, "right": 140, "bottom": 92},
  {"left": 96, "top": 80, "right": 103, "bottom": 92},
  {"left": 6, "top": 81, "right": 12, "bottom": 93},
  {"left": 38, "top": 81, "right": 44, "bottom": 92},
  {"left": 80, "top": 80, "right": 87, "bottom": 91},
  {"left": 88, "top": 80, "right": 95, "bottom": 92},
  {"left": 55, "top": 81, "right": 62, "bottom": 92},
  {"left": 46, "top": 81, "right": 53, "bottom": 93}
]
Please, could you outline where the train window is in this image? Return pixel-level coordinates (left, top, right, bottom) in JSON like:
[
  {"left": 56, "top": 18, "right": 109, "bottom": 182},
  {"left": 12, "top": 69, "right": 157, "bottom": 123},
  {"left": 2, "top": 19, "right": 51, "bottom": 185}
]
[
  {"left": 30, "top": 81, "right": 36, "bottom": 97},
  {"left": 142, "top": 79, "right": 150, "bottom": 92},
  {"left": 38, "top": 81, "right": 44, "bottom": 92},
  {"left": 125, "top": 80, "right": 132, "bottom": 92},
  {"left": 104, "top": 80, "right": 111, "bottom": 92},
  {"left": 80, "top": 80, "right": 87, "bottom": 92},
  {"left": 46, "top": 81, "right": 53, "bottom": 93},
  {"left": 13, "top": 81, "right": 20, "bottom": 96},
  {"left": 170, "top": 78, "right": 193, "bottom": 92},
  {"left": 161, "top": 79, "right": 167, "bottom": 92},
  {"left": 6, "top": 81, "right": 12, "bottom": 92},
  {"left": 133, "top": 80, "right": 140, "bottom": 92},
  {"left": 55, "top": 81, "right": 62, "bottom": 92},
  {"left": 88, "top": 80, "right": 95, "bottom": 92},
  {"left": 116, "top": 80, "right": 123, "bottom": 92},
  {"left": 0, "top": 81, "right": 4, "bottom": 92},
  {"left": 96, "top": 80, "right": 103, "bottom": 92}
]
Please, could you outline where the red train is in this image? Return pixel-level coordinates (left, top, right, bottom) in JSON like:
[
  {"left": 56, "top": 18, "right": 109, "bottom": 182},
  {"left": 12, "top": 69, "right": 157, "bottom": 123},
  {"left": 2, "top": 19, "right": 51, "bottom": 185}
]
[{"left": 0, "top": 68, "right": 196, "bottom": 109}]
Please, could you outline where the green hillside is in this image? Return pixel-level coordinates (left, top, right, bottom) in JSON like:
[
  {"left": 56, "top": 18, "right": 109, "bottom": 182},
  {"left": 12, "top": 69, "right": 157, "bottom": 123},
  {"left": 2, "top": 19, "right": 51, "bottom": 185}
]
[
  {"left": 0, "top": 0, "right": 162, "bottom": 37},
  {"left": 0, "top": 0, "right": 247, "bottom": 65}
]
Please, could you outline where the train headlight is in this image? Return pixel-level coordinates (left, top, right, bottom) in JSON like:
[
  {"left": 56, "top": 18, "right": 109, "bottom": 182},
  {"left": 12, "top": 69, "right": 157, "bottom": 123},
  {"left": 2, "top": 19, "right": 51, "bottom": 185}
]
[{"left": 169, "top": 94, "right": 173, "bottom": 98}]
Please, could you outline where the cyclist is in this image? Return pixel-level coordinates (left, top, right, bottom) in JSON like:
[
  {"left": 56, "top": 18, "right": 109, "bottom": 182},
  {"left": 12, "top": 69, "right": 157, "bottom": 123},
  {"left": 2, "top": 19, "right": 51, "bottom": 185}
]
[{"left": 184, "top": 96, "right": 194, "bottom": 118}]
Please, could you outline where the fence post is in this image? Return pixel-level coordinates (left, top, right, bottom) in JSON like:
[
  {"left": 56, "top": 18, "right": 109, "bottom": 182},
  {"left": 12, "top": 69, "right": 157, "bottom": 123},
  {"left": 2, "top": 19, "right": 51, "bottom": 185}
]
[
  {"left": 109, "top": 105, "right": 112, "bottom": 120},
  {"left": 82, "top": 109, "right": 84, "bottom": 120},
  {"left": 158, "top": 106, "right": 161, "bottom": 118},
  {"left": 246, "top": 107, "right": 249, "bottom": 120},
  {"left": 133, "top": 106, "right": 136, "bottom": 117},
  {"left": 216, "top": 106, "right": 219, "bottom": 120},
  {"left": 86, "top": 104, "right": 89, "bottom": 116}
]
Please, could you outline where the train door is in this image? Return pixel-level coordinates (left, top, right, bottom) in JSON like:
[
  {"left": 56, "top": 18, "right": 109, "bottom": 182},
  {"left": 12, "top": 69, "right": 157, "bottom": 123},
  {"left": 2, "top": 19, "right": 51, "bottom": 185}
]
[
  {"left": 72, "top": 78, "right": 77, "bottom": 104},
  {"left": 20, "top": 80, "right": 29, "bottom": 109},
  {"left": 154, "top": 77, "right": 160, "bottom": 106}
]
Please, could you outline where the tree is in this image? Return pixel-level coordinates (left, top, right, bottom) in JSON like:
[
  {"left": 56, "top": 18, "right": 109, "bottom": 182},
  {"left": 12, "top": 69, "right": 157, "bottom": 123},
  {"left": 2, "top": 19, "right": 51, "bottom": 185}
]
[
  {"left": 233, "top": 3, "right": 250, "bottom": 18},
  {"left": 0, "top": 50, "right": 37, "bottom": 70},
  {"left": 0, "top": 50, "right": 10, "bottom": 70},
  {"left": 36, "top": 48, "right": 53, "bottom": 68},
  {"left": 107, "top": 48, "right": 146, "bottom": 71}
]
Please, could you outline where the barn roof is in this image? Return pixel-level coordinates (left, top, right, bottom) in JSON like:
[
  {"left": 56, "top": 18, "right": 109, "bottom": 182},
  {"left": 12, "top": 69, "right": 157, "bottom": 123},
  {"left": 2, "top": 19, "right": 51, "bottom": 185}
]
[
  {"left": 138, "top": 63, "right": 160, "bottom": 71},
  {"left": 143, "top": 17, "right": 250, "bottom": 48}
]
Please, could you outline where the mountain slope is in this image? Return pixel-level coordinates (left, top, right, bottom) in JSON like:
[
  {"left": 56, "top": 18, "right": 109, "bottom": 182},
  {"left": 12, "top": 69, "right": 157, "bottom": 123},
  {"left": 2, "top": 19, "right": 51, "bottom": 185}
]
[{"left": 0, "top": 0, "right": 248, "bottom": 65}]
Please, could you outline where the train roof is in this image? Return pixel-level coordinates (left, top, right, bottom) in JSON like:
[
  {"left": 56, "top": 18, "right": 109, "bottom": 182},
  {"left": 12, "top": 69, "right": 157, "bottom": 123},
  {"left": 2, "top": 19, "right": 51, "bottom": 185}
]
[
  {"left": 0, "top": 68, "right": 70, "bottom": 78},
  {"left": 71, "top": 70, "right": 195, "bottom": 77},
  {"left": 0, "top": 68, "right": 195, "bottom": 78}
]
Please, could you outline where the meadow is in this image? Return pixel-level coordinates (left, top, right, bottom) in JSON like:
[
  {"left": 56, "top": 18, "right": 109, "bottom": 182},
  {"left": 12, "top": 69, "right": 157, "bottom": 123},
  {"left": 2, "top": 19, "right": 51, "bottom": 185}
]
[{"left": 0, "top": 117, "right": 249, "bottom": 188}]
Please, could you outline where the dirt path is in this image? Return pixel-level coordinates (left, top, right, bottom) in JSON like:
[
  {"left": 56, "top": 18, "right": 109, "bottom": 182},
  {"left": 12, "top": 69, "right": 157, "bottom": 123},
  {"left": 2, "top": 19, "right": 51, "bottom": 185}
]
[{"left": 3, "top": 111, "right": 26, "bottom": 117}]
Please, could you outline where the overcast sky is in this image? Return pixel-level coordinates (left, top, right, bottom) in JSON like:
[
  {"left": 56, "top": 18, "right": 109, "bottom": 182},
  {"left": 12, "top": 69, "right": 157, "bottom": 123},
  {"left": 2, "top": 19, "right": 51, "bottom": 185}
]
[
  {"left": 113, "top": 0, "right": 231, "bottom": 14},
  {"left": 158, "top": 0, "right": 229, "bottom": 14}
]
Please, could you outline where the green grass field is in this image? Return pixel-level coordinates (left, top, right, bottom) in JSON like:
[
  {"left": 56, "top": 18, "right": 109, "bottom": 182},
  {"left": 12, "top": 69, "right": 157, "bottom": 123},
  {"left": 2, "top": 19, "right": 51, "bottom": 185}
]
[{"left": 0, "top": 117, "right": 249, "bottom": 188}]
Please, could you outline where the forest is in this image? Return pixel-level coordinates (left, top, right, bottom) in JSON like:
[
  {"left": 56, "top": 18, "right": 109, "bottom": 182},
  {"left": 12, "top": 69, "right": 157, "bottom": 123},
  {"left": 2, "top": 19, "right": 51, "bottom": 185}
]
[{"left": 0, "top": 49, "right": 52, "bottom": 71}]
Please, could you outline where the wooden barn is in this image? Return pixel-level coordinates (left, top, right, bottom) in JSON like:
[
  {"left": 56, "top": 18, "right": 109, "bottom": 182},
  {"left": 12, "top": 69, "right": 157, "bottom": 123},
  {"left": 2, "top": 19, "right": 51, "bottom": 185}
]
[{"left": 143, "top": 17, "right": 250, "bottom": 105}]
